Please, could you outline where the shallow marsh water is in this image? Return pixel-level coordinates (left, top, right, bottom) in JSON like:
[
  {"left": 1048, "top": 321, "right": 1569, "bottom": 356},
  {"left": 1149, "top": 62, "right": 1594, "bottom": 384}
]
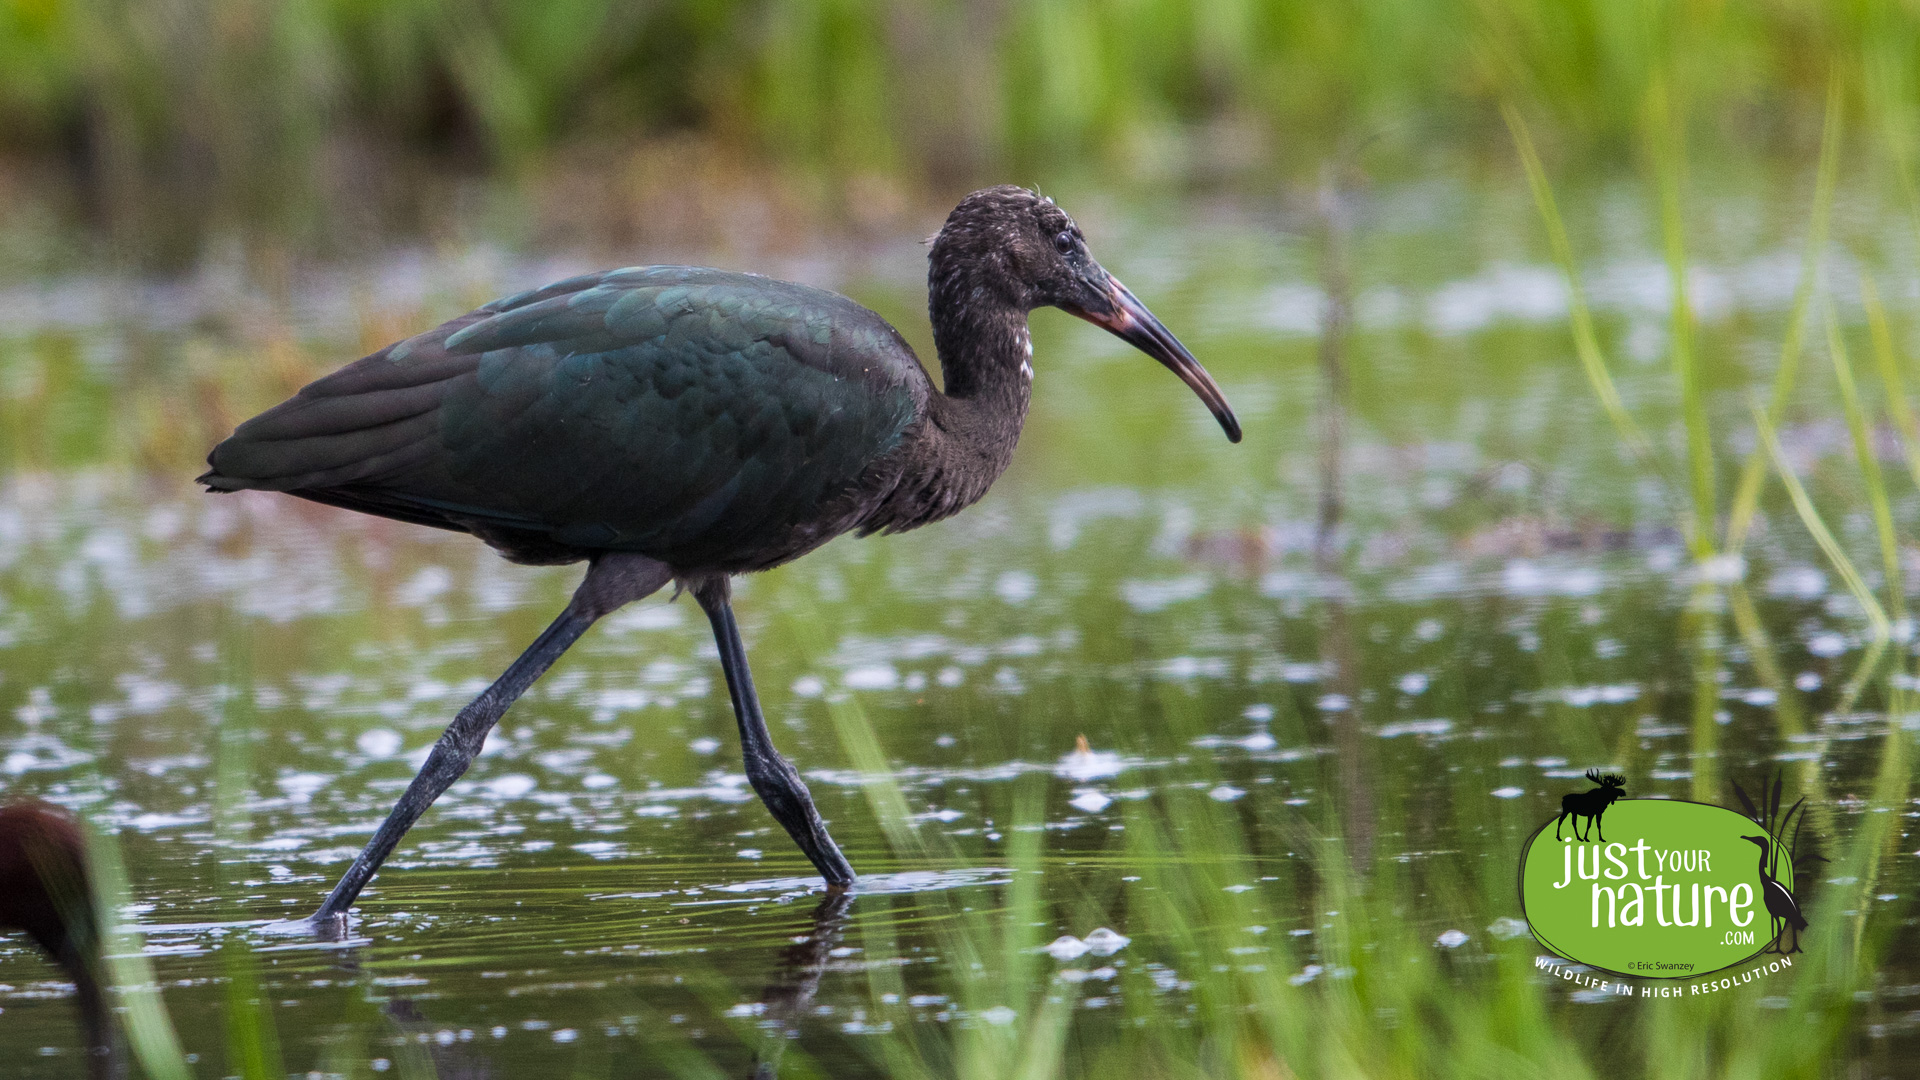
[{"left": 0, "top": 175, "right": 1916, "bottom": 1077}]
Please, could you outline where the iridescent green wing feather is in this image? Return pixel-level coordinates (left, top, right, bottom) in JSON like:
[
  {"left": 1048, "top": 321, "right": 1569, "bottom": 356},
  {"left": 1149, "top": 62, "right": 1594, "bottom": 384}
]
[{"left": 204, "top": 267, "right": 926, "bottom": 558}]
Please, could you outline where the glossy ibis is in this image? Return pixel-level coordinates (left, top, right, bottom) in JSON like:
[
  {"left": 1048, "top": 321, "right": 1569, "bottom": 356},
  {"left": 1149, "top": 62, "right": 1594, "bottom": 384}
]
[
  {"left": 201, "top": 185, "right": 1240, "bottom": 924},
  {"left": 1741, "top": 834, "right": 1807, "bottom": 954},
  {"left": 0, "top": 800, "right": 119, "bottom": 1078}
]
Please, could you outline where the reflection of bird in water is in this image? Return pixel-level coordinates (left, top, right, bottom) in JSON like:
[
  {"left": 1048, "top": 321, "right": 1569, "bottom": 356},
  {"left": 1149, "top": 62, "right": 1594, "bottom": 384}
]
[
  {"left": 0, "top": 800, "right": 122, "bottom": 1079},
  {"left": 201, "top": 186, "right": 1239, "bottom": 925},
  {"left": 750, "top": 891, "right": 855, "bottom": 1080},
  {"left": 382, "top": 999, "right": 498, "bottom": 1080},
  {"left": 1741, "top": 835, "right": 1808, "bottom": 954},
  {"left": 370, "top": 891, "right": 856, "bottom": 1080}
]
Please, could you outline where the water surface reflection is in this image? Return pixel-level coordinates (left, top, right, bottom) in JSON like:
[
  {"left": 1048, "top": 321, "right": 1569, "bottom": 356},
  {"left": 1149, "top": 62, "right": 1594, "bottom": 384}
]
[{"left": 1, "top": 184, "right": 1915, "bottom": 1074}]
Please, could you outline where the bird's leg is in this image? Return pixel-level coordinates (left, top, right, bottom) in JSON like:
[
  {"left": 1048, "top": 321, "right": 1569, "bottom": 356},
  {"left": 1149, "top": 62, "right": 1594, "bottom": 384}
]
[
  {"left": 72, "top": 966, "right": 121, "bottom": 1080},
  {"left": 692, "top": 576, "right": 856, "bottom": 889},
  {"left": 310, "top": 608, "right": 594, "bottom": 924},
  {"left": 310, "top": 554, "right": 673, "bottom": 926}
]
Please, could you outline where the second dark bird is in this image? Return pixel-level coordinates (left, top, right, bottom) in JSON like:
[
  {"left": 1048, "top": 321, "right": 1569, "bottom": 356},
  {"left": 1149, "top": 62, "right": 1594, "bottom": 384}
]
[
  {"left": 0, "top": 800, "right": 120, "bottom": 1079},
  {"left": 201, "top": 186, "right": 1241, "bottom": 927}
]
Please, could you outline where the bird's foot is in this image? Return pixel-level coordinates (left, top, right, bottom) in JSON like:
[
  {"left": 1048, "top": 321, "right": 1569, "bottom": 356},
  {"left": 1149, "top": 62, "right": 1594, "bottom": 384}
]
[
  {"left": 307, "top": 910, "right": 353, "bottom": 942},
  {"left": 805, "top": 832, "right": 857, "bottom": 890},
  {"left": 786, "top": 803, "right": 856, "bottom": 888},
  {"left": 745, "top": 750, "right": 856, "bottom": 888},
  {"left": 252, "top": 909, "right": 353, "bottom": 941}
]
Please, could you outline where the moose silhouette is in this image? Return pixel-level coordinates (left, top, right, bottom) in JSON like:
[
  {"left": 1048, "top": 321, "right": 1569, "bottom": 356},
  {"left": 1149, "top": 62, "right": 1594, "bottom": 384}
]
[{"left": 1554, "top": 769, "right": 1627, "bottom": 842}]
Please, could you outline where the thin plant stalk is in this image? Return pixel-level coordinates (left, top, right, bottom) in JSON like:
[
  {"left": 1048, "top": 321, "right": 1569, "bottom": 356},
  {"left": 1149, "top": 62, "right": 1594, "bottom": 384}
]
[
  {"left": 1725, "top": 584, "right": 1808, "bottom": 738},
  {"left": 79, "top": 818, "right": 192, "bottom": 1080},
  {"left": 782, "top": 600, "right": 932, "bottom": 862},
  {"left": 1862, "top": 273, "right": 1920, "bottom": 495},
  {"left": 1682, "top": 584, "right": 1723, "bottom": 804},
  {"left": 1645, "top": 72, "right": 1715, "bottom": 558},
  {"left": 221, "top": 939, "right": 286, "bottom": 1080},
  {"left": 1725, "top": 582, "right": 1834, "bottom": 842},
  {"left": 1842, "top": 690, "right": 1915, "bottom": 961},
  {"left": 212, "top": 627, "right": 286, "bottom": 1080},
  {"left": 1502, "top": 100, "right": 1674, "bottom": 501},
  {"left": 1867, "top": 45, "right": 1920, "bottom": 270},
  {"left": 1825, "top": 301, "right": 1906, "bottom": 621},
  {"left": 1725, "top": 73, "right": 1845, "bottom": 554},
  {"left": 1752, "top": 398, "right": 1891, "bottom": 711}
]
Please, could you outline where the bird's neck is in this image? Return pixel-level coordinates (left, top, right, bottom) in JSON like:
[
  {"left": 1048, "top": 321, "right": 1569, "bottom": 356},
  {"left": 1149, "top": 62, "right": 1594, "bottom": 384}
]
[
  {"left": 934, "top": 291, "right": 1033, "bottom": 390},
  {"left": 862, "top": 298, "right": 1033, "bottom": 535},
  {"left": 936, "top": 314, "right": 1032, "bottom": 410},
  {"left": 928, "top": 301, "right": 1033, "bottom": 482}
]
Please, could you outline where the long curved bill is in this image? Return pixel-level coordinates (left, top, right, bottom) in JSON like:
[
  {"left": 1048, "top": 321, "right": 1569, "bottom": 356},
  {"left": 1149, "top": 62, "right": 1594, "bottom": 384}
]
[{"left": 1068, "top": 276, "right": 1242, "bottom": 443}]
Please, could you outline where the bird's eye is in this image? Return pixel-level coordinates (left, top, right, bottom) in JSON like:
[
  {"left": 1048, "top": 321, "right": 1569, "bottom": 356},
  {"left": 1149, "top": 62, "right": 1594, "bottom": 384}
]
[{"left": 1053, "top": 230, "right": 1076, "bottom": 255}]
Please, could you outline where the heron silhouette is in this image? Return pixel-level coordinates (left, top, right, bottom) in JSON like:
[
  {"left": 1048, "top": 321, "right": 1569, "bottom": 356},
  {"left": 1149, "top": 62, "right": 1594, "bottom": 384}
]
[
  {"left": 0, "top": 800, "right": 120, "bottom": 1079},
  {"left": 201, "top": 186, "right": 1241, "bottom": 927},
  {"left": 1741, "top": 834, "right": 1807, "bottom": 954}
]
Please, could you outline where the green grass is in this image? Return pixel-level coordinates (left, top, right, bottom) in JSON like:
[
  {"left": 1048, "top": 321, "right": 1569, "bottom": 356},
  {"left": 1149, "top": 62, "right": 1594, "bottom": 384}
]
[
  {"left": 4, "top": 6, "right": 1919, "bottom": 1072},
  {"left": 0, "top": 0, "right": 1916, "bottom": 256},
  {"left": 76, "top": 814, "right": 192, "bottom": 1080}
]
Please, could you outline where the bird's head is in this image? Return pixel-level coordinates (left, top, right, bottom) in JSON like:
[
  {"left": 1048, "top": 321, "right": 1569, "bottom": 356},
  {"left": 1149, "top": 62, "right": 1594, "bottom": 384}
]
[
  {"left": 0, "top": 799, "right": 118, "bottom": 1078},
  {"left": 1741, "top": 835, "right": 1771, "bottom": 850},
  {"left": 0, "top": 799, "right": 99, "bottom": 968},
  {"left": 929, "top": 185, "right": 1241, "bottom": 442}
]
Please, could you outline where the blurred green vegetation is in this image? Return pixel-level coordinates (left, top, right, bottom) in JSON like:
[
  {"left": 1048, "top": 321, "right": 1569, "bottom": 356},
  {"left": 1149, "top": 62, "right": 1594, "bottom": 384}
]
[
  {"left": 4, "top": 4, "right": 1920, "bottom": 1076},
  {"left": 0, "top": 0, "right": 1914, "bottom": 258}
]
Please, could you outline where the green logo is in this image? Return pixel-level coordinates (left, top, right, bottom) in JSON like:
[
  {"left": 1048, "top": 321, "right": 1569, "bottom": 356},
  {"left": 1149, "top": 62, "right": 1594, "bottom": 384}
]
[{"left": 1519, "top": 773, "right": 1814, "bottom": 978}]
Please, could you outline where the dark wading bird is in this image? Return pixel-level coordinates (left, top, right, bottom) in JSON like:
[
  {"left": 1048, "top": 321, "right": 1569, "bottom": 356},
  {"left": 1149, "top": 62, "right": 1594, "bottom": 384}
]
[
  {"left": 1554, "top": 768, "right": 1625, "bottom": 842},
  {"left": 201, "top": 186, "right": 1241, "bottom": 927},
  {"left": 1741, "top": 834, "right": 1808, "bottom": 954},
  {"left": 0, "top": 800, "right": 121, "bottom": 1079}
]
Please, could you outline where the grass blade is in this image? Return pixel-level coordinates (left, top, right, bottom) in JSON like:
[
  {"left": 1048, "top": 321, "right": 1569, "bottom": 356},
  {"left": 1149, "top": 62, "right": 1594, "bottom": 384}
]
[
  {"left": 1862, "top": 273, "right": 1920, "bottom": 496},
  {"left": 1502, "top": 100, "right": 1676, "bottom": 505},
  {"left": 1825, "top": 300, "right": 1905, "bottom": 621},
  {"left": 80, "top": 819, "right": 192, "bottom": 1080},
  {"left": 781, "top": 600, "right": 932, "bottom": 862},
  {"left": 1644, "top": 72, "right": 1716, "bottom": 558},
  {"left": 1751, "top": 397, "right": 1890, "bottom": 710},
  {"left": 1726, "top": 72, "right": 1844, "bottom": 554}
]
